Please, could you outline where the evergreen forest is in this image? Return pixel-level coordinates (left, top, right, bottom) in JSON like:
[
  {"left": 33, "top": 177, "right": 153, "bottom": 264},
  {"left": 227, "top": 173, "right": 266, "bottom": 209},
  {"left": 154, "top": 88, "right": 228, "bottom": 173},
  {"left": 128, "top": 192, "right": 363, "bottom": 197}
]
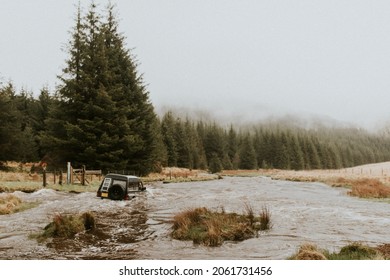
[{"left": 2, "top": 3, "right": 390, "bottom": 174}]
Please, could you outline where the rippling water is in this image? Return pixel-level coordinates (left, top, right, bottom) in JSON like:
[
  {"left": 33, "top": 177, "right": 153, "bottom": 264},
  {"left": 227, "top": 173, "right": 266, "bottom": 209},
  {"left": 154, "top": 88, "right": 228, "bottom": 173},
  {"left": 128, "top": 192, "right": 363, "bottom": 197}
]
[{"left": 1, "top": 176, "right": 390, "bottom": 259}]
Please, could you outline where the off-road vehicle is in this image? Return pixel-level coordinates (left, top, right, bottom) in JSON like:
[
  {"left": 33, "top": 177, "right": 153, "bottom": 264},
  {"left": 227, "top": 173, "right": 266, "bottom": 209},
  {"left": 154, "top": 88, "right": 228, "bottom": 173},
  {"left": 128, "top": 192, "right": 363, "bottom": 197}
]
[{"left": 97, "top": 173, "right": 146, "bottom": 200}]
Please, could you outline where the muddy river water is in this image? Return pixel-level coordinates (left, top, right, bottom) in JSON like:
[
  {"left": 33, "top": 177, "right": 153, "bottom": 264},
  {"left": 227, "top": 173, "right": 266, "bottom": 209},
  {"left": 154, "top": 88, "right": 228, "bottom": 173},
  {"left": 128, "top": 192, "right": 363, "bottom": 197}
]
[{"left": 1, "top": 176, "right": 390, "bottom": 259}]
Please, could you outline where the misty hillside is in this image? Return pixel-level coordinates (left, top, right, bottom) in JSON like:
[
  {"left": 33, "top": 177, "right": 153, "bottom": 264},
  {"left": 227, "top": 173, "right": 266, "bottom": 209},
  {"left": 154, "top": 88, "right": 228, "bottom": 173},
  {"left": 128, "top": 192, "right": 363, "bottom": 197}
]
[{"left": 2, "top": 81, "right": 390, "bottom": 174}]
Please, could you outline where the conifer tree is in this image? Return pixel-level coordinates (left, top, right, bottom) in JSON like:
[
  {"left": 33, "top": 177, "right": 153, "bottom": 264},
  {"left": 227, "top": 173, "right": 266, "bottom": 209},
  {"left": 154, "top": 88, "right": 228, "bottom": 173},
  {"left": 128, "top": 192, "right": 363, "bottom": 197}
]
[
  {"left": 238, "top": 134, "right": 257, "bottom": 169},
  {"left": 42, "top": 3, "right": 160, "bottom": 174},
  {"left": 161, "top": 111, "right": 178, "bottom": 167},
  {"left": 203, "top": 123, "right": 225, "bottom": 164},
  {"left": 0, "top": 83, "right": 21, "bottom": 162},
  {"left": 226, "top": 125, "right": 238, "bottom": 169},
  {"left": 288, "top": 134, "right": 305, "bottom": 170}
]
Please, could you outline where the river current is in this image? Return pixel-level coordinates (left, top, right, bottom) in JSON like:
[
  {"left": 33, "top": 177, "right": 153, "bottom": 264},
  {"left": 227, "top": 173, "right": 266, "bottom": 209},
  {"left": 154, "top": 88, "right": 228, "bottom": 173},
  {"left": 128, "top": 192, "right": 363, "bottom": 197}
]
[{"left": 1, "top": 176, "right": 389, "bottom": 259}]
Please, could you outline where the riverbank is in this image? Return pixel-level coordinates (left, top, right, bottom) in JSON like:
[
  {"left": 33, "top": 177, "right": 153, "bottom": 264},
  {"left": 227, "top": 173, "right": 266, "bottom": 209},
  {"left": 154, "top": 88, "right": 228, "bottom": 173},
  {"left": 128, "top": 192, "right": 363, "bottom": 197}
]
[
  {"left": 2, "top": 162, "right": 390, "bottom": 199},
  {"left": 221, "top": 162, "right": 390, "bottom": 199}
]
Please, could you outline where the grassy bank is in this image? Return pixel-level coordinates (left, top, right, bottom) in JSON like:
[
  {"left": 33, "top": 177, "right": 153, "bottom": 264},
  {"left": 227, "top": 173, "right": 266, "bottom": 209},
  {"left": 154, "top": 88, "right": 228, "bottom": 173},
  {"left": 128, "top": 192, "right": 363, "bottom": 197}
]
[
  {"left": 171, "top": 206, "right": 272, "bottom": 247},
  {"left": 0, "top": 182, "right": 99, "bottom": 194},
  {"left": 283, "top": 176, "right": 390, "bottom": 200},
  {"left": 222, "top": 169, "right": 390, "bottom": 200},
  {"left": 0, "top": 193, "right": 39, "bottom": 215},
  {"left": 3, "top": 162, "right": 390, "bottom": 200},
  {"left": 290, "top": 242, "right": 390, "bottom": 260}
]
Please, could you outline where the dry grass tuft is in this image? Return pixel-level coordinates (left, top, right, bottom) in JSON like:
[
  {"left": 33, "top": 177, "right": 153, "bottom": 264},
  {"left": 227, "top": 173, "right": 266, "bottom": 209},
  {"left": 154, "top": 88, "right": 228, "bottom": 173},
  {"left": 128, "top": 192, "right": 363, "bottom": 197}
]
[
  {"left": 0, "top": 194, "right": 22, "bottom": 214},
  {"left": 376, "top": 244, "right": 390, "bottom": 259},
  {"left": 171, "top": 206, "right": 270, "bottom": 247},
  {"left": 33, "top": 212, "right": 97, "bottom": 242},
  {"left": 328, "top": 242, "right": 380, "bottom": 260},
  {"left": 291, "top": 243, "right": 327, "bottom": 260},
  {"left": 290, "top": 242, "right": 389, "bottom": 260},
  {"left": 347, "top": 179, "right": 390, "bottom": 198},
  {"left": 259, "top": 206, "right": 272, "bottom": 231}
]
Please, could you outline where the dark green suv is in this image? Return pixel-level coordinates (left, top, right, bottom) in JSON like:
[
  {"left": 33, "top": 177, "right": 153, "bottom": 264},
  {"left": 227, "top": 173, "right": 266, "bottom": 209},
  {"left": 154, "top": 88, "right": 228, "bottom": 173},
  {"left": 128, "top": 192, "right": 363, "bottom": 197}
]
[{"left": 97, "top": 173, "right": 146, "bottom": 200}]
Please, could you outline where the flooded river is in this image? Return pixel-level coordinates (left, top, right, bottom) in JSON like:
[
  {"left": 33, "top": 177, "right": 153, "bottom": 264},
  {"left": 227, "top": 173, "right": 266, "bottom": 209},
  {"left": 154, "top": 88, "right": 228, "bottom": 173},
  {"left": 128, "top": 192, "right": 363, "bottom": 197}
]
[{"left": 1, "top": 176, "right": 390, "bottom": 259}]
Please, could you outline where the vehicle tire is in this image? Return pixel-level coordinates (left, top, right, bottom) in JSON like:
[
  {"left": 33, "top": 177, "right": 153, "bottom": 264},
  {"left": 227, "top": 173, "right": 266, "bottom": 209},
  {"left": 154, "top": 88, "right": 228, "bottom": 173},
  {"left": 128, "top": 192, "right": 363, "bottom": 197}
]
[{"left": 108, "top": 184, "right": 125, "bottom": 200}]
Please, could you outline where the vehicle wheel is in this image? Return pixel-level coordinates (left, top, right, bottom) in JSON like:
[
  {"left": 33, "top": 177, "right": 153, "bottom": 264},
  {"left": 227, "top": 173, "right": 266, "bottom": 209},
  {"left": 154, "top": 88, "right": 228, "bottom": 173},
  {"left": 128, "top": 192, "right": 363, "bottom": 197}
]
[{"left": 108, "top": 184, "right": 125, "bottom": 200}]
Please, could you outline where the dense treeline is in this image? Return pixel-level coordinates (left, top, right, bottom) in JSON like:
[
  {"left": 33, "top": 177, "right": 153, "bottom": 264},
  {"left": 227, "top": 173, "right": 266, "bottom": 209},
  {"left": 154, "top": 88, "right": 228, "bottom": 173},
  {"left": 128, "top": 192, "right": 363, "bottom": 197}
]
[
  {"left": 159, "top": 112, "right": 390, "bottom": 172},
  {"left": 2, "top": 82, "right": 390, "bottom": 173},
  {"left": 2, "top": 2, "right": 390, "bottom": 174}
]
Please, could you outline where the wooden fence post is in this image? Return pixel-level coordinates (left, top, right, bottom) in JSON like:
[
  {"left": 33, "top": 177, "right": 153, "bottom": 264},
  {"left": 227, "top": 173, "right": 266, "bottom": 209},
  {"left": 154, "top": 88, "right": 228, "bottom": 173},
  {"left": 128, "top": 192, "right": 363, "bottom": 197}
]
[
  {"left": 67, "top": 162, "right": 71, "bottom": 184},
  {"left": 43, "top": 169, "right": 47, "bottom": 187},
  {"left": 82, "top": 165, "right": 86, "bottom": 186},
  {"left": 70, "top": 165, "right": 74, "bottom": 184},
  {"left": 59, "top": 170, "right": 63, "bottom": 185}
]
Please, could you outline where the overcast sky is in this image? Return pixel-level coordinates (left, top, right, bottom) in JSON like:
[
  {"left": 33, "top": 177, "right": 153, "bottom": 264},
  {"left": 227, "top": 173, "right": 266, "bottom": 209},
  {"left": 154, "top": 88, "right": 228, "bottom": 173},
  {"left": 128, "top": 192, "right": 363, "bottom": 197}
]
[{"left": 1, "top": 0, "right": 390, "bottom": 129}]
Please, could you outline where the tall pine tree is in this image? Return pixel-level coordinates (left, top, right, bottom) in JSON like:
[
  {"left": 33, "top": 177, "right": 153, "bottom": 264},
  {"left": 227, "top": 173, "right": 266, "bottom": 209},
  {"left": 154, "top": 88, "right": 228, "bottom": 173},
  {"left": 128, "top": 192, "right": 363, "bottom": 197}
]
[{"left": 42, "top": 3, "right": 160, "bottom": 175}]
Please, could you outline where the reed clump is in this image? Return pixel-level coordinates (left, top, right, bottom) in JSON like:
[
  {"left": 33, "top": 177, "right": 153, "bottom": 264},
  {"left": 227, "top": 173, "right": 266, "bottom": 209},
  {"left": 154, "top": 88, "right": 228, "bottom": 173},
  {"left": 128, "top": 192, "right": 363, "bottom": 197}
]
[
  {"left": 171, "top": 205, "right": 272, "bottom": 247},
  {"left": 33, "top": 212, "right": 96, "bottom": 242}
]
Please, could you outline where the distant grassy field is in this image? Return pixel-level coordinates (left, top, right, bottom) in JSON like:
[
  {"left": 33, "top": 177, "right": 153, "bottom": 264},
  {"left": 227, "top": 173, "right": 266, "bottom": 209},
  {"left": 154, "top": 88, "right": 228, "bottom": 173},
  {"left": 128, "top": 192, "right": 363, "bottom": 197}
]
[
  {"left": 221, "top": 163, "right": 390, "bottom": 200},
  {"left": 2, "top": 161, "right": 390, "bottom": 200}
]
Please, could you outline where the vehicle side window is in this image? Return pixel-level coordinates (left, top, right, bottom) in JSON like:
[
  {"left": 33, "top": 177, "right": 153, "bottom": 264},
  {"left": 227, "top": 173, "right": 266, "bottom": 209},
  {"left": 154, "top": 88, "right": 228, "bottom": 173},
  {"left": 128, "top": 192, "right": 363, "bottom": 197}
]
[
  {"left": 112, "top": 180, "right": 126, "bottom": 188},
  {"left": 129, "top": 182, "right": 139, "bottom": 190}
]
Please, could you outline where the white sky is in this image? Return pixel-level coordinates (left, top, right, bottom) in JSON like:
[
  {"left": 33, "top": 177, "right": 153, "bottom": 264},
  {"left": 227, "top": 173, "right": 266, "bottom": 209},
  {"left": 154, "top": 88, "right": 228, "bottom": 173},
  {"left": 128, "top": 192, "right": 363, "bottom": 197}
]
[{"left": 1, "top": 0, "right": 390, "bottom": 128}]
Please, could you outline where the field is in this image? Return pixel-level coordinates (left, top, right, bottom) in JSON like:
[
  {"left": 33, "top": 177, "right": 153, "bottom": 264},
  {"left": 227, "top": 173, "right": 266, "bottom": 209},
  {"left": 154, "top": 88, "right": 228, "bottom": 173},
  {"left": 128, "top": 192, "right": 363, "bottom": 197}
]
[
  {"left": 222, "top": 162, "right": 390, "bottom": 200},
  {"left": 2, "top": 161, "right": 390, "bottom": 199}
]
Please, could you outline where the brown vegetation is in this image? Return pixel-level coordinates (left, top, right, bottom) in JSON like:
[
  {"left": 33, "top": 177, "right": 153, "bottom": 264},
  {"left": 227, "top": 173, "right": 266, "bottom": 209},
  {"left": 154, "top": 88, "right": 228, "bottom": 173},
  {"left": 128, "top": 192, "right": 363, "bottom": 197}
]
[
  {"left": 171, "top": 206, "right": 271, "bottom": 247},
  {"left": 347, "top": 179, "right": 390, "bottom": 198},
  {"left": 32, "top": 212, "right": 96, "bottom": 242},
  {"left": 145, "top": 167, "right": 218, "bottom": 183},
  {"left": 376, "top": 243, "right": 390, "bottom": 259},
  {"left": 222, "top": 162, "right": 390, "bottom": 199},
  {"left": 290, "top": 242, "right": 389, "bottom": 260},
  {"left": 290, "top": 243, "right": 327, "bottom": 260},
  {"left": 259, "top": 206, "right": 272, "bottom": 230},
  {"left": 0, "top": 193, "right": 38, "bottom": 215},
  {"left": 0, "top": 194, "right": 22, "bottom": 214}
]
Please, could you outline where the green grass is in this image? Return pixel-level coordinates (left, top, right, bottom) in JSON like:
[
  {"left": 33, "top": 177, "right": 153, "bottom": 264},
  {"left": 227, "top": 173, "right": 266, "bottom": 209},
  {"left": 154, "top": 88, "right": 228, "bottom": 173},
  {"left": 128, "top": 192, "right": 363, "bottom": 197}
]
[
  {"left": 0, "top": 182, "right": 99, "bottom": 193},
  {"left": 0, "top": 182, "right": 42, "bottom": 193},
  {"left": 326, "top": 242, "right": 380, "bottom": 260}
]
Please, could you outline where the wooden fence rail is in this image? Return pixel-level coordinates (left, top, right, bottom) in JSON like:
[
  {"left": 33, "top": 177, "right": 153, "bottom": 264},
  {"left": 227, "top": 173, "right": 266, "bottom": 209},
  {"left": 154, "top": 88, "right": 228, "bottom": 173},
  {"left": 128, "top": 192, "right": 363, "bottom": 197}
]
[{"left": 42, "top": 164, "right": 102, "bottom": 187}]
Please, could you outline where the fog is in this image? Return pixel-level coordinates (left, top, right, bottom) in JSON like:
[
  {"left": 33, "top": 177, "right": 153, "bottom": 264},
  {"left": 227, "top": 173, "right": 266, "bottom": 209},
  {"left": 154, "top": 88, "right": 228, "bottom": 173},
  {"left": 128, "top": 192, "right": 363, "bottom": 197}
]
[{"left": 2, "top": 1, "right": 390, "bottom": 129}]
